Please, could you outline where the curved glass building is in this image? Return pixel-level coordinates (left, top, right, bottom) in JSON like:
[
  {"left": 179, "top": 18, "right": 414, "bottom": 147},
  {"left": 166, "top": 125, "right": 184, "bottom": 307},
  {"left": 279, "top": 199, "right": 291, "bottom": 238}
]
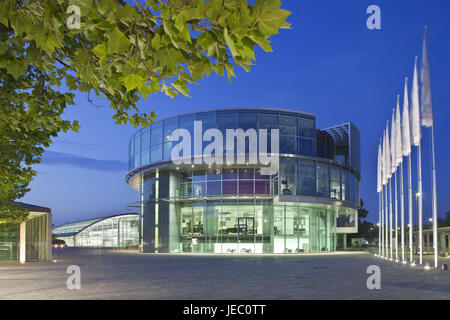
[
  {"left": 53, "top": 213, "right": 139, "bottom": 248},
  {"left": 127, "top": 108, "right": 361, "bottom": 254}
]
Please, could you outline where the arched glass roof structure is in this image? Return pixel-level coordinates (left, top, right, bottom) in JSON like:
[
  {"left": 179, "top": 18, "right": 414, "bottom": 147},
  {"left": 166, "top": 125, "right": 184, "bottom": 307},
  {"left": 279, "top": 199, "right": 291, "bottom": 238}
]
[{"left": 53, "top": 213, "right": 139, "bottom": 248}]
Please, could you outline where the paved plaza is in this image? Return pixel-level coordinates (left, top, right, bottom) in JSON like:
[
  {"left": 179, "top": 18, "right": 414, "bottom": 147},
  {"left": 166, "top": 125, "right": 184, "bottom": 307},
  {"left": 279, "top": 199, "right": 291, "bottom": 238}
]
[{"left": 0, "top": 248, "right": 449, "bottom": 300}]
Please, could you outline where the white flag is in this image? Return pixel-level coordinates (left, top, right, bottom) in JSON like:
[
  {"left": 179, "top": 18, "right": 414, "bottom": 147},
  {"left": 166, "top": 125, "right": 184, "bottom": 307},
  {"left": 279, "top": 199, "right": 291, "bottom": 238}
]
[
  {"left": 421, "top": 26, "right": 433, "bottom": 127},
  {"left": 402, "top": 77, "right": 412, "bottom": 156},
  {"left": 377, "top": 142, "right": 382, "bottom": 193},
  {"left": 411, "top": 57, "right": 421, "bottom": 146},
  {"left": 395, "top": 95, "right": 403, "bottom": 165},
  {"left": 390, "top": 110, "right": 396, "bottom": 173},
  {"left": 386, "top": 122, "right": 392, "bottom": 179}
]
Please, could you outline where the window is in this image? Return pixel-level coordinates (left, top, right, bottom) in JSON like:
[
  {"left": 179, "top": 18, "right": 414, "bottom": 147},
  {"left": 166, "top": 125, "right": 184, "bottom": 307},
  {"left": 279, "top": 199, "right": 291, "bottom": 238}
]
[
  {"left": 150, "top": 144, "right": 162, "bottom": 163},
  {"left": 193, "top": 182, "right": 206, "bottom": 197},
  {"left": 255, "top": 180, "right": 270, "bottom": 195},
  {"left": 280, "top": 136, "right": 297, "bottom": 154},
  {"left": 216, "top": 115, "right": 236, "bottom": 132},
  {"left": 179, "top": 114, "right": 195, "bottom": 136},
  {"left": 134, "top": 133, "right": 141, "bottom": 153},
  {"left": 330, "top": 166, "right": 341, "bottom": 200},
  {"left": 143, "top": 174, "right": 156, "bottom": 200},
  {"left": 163, "top": 118, "right": 178, "bottom": 142},
  {"left": 238, "top": 168, "right": 254, "bottom": 179},
  {"left": 298, "top": 137, "right": 315, "bottom": 156},
  {"left": 141, "top": 148, "right": 150, "bottom": 166},
  {"left": 280, "top": 158, "right": 297, "bottom": 195},
  {"left": 207, "top": 181, "right": 221, "bottom": 196},
  {"left": 222, "top": 180, "right": 237, "bottom": 195},
  {"left": 316, "top": 163, "right": 330, "bottom": 198},
  {"left": 298, "top": 159, "right": 316, "bottom": 196},
  {"left": 151, "top": 123, "right": 163, "bottom": 146},
  {"left": 298, "top": 118, "right": 315, "bottom": 138},
  {"left": 238, "top": 114, "right": 258, "bottom": 130},
  {"left": 239, "top": 180, "right": 254, "bottom": 195},
  {"left": 258, "top": 114, "right": 278, "bottom": 130},
  {"left": 163, "top": 141, "right": 173, "bottom": 161},
  {"left": 279, "top": 116, "right": 297, "bottom": 136},
  {"left": 222, "top": 168, "right": 237, "bottom": 180},
  {"left": 141, "top": 128, "right": 150, "bottom": 149},
  {"left": 207, "top": 169, "right": 222, "bottom": 181}
]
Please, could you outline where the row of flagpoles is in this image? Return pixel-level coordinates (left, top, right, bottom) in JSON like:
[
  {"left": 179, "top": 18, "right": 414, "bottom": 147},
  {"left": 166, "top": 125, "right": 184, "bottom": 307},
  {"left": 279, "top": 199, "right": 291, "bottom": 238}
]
[{"left": 376, "top": 26, "right": 439, "bottom": 268}]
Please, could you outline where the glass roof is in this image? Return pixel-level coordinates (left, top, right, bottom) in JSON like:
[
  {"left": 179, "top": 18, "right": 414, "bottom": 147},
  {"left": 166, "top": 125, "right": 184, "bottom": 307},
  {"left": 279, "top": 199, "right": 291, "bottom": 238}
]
[{"left": 53, "top": 218, "right": 103, "bottom": 235}]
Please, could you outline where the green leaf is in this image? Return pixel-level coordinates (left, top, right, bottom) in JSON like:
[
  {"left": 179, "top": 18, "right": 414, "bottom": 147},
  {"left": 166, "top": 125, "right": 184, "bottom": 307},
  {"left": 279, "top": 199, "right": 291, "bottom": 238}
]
[
  {"left": 138, "top": 85, "right": 151, "bottom": 99},
  {"left": 93, "top": 43, "right": 108, "bottom": 61},
  {"left": 120, "top": 74, "right": 145, "bottom": 92},
  {"left": 252, "top": 0, "right": 291, "bottom": 35},
  {"left": 225, "top": 63, "right": 235, "bottom": 82},
  {"left": 172, "top": 79, "right": 191, "bottom": 97},
  {"left": 107, "top": 28, "right": 131, "bottom": 54},
  {"left": 174, "top": 13, "right": 186, "bottom": 31},
  {"left": 224, "top": 27, "right": 238, "bottom": 57},
  {"left": 151, "top": 33, "right": 161, "bottom": 50},
  {"left": 161, "top": 83, "right": 178, "bottom": 98}
]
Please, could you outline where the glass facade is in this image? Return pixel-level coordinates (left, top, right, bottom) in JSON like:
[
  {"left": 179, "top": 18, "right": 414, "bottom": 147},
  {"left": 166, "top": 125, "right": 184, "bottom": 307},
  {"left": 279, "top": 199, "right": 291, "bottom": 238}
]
[
  {"left": 128, "top": 108, "right": 361, "bottom": 254},
  {"left": 25, "top": 214, "right": 49, "bottom": 261},
  {"left": 128, "top": 109, "right": 317, "bottom": 171},
  {"left": 175, "top": 201, "right": 335, "bottom": 253},
  {"left": 0, "top": 212, "right": 50, "bottom": 262},
  {"left": 53, "top": 214, "right": 139, "bottom": 248},
  {"left": 0, "top": 226, "right": 20, "bottom": 261}
]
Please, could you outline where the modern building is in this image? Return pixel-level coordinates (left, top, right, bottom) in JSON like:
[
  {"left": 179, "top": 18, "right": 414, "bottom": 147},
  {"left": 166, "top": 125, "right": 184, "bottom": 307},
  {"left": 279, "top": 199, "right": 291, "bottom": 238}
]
[
  {"left": 53, "top": 213, "right": 139, "bottom": 248},
  {"left": 413, "top": 226, "right": 450, "bottom": 257},
  {"left": 0, "top": 202, "right": 52, "bottom": 263},
  {"left": 126, "top": 108, "right": 361, "bottom": 254}
]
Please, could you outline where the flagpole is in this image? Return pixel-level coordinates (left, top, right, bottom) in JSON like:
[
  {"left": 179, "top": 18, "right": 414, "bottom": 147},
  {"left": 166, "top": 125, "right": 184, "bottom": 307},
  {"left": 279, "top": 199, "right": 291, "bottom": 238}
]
[
  {"left": 411, "top": 55, "right": 423, "bottom": 265},
  {"left": 389, "top": 177, "right": 393, "bottom": 259},
  {"left": 400, "top": 160, "right": 405, "bottom": 262},
  {"left": 381, "top": 184, "right": 385, "bottom": 256},
  {"left": 431, "top": 123, "right": 438, "bottom": 268},
  {"left": 394, "top": 170, "right": 398, "bottom": 260},
  {"left": 408, "top": 153, "right": 413, "bottom": 262},
  {"left": 417, "top": 143, "right": 423, "bottom": 264},
  {"left": 385, "top": 183, "right": 389, "bottom": 256},
  {"left": 379, "top": 190, "right": 382, "bottom": 255},
  {"left": 422, "top": 25, "right": 439, "bottom": 269}
]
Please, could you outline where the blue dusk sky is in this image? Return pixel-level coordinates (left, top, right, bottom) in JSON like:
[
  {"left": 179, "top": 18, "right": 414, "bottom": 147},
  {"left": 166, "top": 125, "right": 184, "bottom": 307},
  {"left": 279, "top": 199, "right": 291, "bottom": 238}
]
[{"left": 21, "top": 0, "right": 450, "bottom": 226}]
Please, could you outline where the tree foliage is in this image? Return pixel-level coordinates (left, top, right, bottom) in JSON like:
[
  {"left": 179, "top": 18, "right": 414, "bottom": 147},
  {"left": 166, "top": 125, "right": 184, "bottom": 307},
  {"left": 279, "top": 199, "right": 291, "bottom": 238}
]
[{"left": 0, "top": 0, "right": 291, "bottom": 227}]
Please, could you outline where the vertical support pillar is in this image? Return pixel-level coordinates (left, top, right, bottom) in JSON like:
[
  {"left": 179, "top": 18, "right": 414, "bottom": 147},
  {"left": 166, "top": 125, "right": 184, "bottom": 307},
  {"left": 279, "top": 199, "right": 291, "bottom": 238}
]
[
  {"left": 19, "top": 222, "right": 26, "bottom": 263},
  {"left": 154, "top": 169, "right": 159, "bottom": 253},
  {"left": 441, "top": 232, "right": 446, "bottom": 257},
  {"left": 414, "top": 235, "right": 418, "bottom": 254},
  {"left": 444, "top": 233, "right": 450, "bottom": 256},
  {"left": 343, "top": 234, "right": 347, "bottom": 250},
  {"left": 47, "top": 211, "right": 52, "bottom": 261}
]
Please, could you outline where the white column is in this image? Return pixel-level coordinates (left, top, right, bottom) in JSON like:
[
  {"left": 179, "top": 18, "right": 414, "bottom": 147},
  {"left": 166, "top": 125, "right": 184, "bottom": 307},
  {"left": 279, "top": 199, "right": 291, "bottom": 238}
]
[{"left": 19, "top": 222, "right": 26, "bottom": 263}]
